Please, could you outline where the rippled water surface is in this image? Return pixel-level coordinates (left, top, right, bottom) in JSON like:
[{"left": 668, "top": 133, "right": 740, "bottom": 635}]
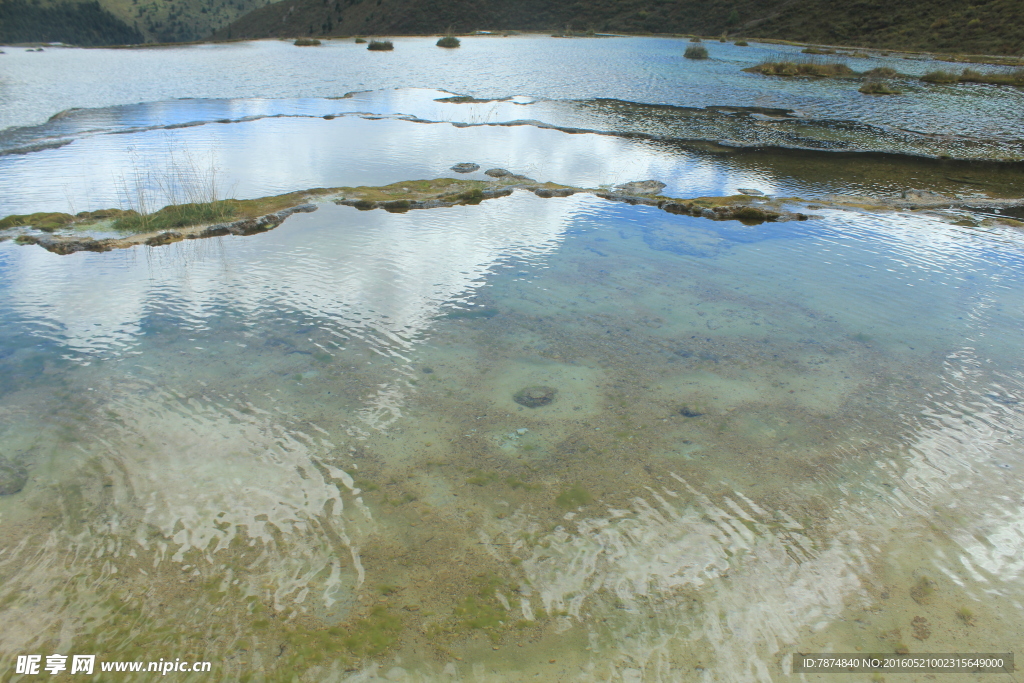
[{"left": 1, "top": 36, "right": 1023, "bottom": 683}]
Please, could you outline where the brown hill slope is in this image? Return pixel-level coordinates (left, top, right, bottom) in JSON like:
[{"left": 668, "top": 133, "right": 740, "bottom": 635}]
[
  {"left": 214, "top": 0, "right": 1024, "bottom": 55},
  {"left": 0, "top": 0, "right": 275, "bottom": 44}
]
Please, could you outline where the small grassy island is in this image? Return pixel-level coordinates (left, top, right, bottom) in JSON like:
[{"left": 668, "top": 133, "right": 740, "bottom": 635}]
[
  {"left": 367, "top": 40, "right": 393, "bottom": 51},
  {"left": 436, "top": 35, "right": 460, "bottom": 48},
  {"left": 744, "top": 60, "right": 857, "bottom": 78},
  {"left": 684, "top": 44, "right": 709, "bottom": 59}
]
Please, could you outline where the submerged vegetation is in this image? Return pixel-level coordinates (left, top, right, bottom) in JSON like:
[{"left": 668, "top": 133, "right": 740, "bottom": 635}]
[
  {"left": 367, "top": 39, "right": 394, "bottom": 51},
  {"left": 684, "top": 44, "right": 709, "bottom": 59}
]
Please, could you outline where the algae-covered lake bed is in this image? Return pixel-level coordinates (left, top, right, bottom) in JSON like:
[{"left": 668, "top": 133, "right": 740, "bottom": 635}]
[{"left": 0, "top": 35, "right": 1022, "bottom": 682}]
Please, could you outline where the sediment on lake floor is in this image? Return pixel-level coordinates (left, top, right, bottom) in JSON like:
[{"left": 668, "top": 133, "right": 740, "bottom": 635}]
[{"left": 3, "top": 173, "right": 1023, "bottom": 255}]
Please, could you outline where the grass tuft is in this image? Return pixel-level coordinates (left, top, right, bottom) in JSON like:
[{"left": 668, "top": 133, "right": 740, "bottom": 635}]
[
  {"left": 0, "top": 212, "right": 76, "bottom": 232},
  {"left": 367, "top": 40, "right": 393, "bottom": 51},
  {"left": 864, "top": 66, "right": 899, "bottom": 77},
  {"left": 112, "top": 201, "right": 236, "bottom": 233},
  {"left": 684, "top": 44, "right": 709, "bottom": 59},
  {"left": 436, "top": 35, "right": 460, "bottom": 48},
  {"left": 293, "top": 38, "right": 320, "bottom": 46},
  {"left": 734, "top": 40, "right": 748, "bottom": 46},
  {"left": 354, "top": 37, "right": 366, "bottom": 43},
  {"left": 745, "top": 59, "right": 857, "bottom": 77},
  {"left": 920, "top": 69, "right": 959, "bottom": 83},
  {"left": 859, "top": 79, "right": 901, "bottom": 94}
]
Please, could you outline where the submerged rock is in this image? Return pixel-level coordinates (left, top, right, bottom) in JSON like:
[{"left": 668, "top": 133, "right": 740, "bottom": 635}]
[
  {"left": 614, "top": 180, "right": 666, "bottom": 195},
  {"left": 451, "top": 162, "right": 479, "bottom": 173},
  {"left": 0, "top": 457, "right": 27, "bottom": 495},
  {"left": 484, "top": 168, "right": 512, "bottom": 178},
  {"left": 513, "top": 386, "right": 557, "bottom": 408}
]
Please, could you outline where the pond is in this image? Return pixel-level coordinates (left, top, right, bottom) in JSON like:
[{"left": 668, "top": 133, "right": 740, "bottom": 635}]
[{"left": 0, "top": 35, "right": 1022, "bottom": 682}]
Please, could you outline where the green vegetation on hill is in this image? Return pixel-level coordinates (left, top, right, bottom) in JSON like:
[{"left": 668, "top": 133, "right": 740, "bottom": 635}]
[
  {"left": 0, "top": 0, "right": 143, "bottom": 45},
  {"left": 214, "top": 0, "right": 1024, "bottom": 55},
  {"left": 742, "top": 0, "right": 1023, "bottom": 55},
  {"left": 0, "top": 0, "right": 275, "bottom": 45}
]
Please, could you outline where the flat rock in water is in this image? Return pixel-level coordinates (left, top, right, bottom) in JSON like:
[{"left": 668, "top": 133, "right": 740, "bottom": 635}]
[
  {"left": 737, "top": 188, "right": 765, "bottom": 196},
  {"left": 484, "top": 168, "right": 512, "bottom": 177},
  {"left": 451, "top": 162, "right": 480, "bottom": 173},
  {"left": 614, "top": 180, "right": 666, "bottom": 195},
  {"left": 513, "top": 386, "right": 557, "bottom": 408},
  {"left": 0, "top": 457, "right": 27, "bottom": 495}
]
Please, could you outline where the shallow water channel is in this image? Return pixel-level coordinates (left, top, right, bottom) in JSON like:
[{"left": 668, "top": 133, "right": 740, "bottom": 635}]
[{"left": 1, "top": 36, "right": 1023, "bottom": 682}]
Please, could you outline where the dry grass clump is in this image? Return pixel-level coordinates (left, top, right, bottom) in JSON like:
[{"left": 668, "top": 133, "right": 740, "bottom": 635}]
[
  {"left": 920, "top": 69, "right": 959, "bottom": 83},
  {"left": 921, "top": 67, "right": 1023, "bottom": 85},
  {"left": 958, "top": 67, "right": 1024, "bottom": 85},
  {"left": 864, "top": 66, "right": 899, "bottom": 77},
  {"left": 859, "top": 79, "right": 901, "bottom": 94},
  {"left": 745, "top": 59, "right": 857, "bottom": 77},
  {"left": 734, "top": 40, "right": 749, "bottom": 46},
  {"left": 367, "top": 40, "right": 394, "bottom": 51},
  {"left": 436, "top": 35, "right": 460, "bottom": 48},
  {"left": 293, "top": 38, "right": 320, "bottom": 46},
  {"left": 684, "top": 44, "right": 709, "bottom": 59}
]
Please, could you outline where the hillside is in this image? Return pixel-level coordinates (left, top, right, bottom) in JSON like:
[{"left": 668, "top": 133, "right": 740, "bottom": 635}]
[
  {"left": 215, "top": 0, "right": 1024, "bottom": 56},
  {"left": 0, "top": 0, "right": 275, "bottom": 44},
  {"left": 0, "top": 0, "right": 142, "bottom": 45}
]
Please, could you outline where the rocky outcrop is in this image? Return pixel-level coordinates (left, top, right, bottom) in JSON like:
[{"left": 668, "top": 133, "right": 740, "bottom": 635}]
[{"left": 13, "top": 203, "right": 318, "bottom": 255}]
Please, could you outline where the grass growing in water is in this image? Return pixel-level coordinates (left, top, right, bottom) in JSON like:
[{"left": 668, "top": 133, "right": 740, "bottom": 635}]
[
  {"left": 367, "top": 40, "right": 393, "bottom": 51},
  {"left": 734, "top": 40, "right": 749, "bottom": 46},
  {"left": 436, "top": 35, "right": 460, "bottom": 48},
  {"left": 113, "top": 201, "right": 235, "bottom": 232},
  {"left": 745, "top": 59, "right": 857, "bottom": 77},
  {"left": 354, "top": 37, "right": 366, "bottom": 43},
  {"left": 864, "top": 66, "right": 899, "bottom": 77},
  {"left": 0, "top": 212, "right": 76, "bottom": 232},
  {"left": 684, "top": 44, "right": 709, "bottom": 59},
  {"left": 293, "top": 38, "right": 320, "bottom": 46},
  {"left": 920, "top": 69, "right": 960, "bottom": 83},
  {"left": 859, "top": 80, "right": 902, "bottom": 94},
  {"left": 919, "top": 67, "right": 1023, "bottom": 85}
]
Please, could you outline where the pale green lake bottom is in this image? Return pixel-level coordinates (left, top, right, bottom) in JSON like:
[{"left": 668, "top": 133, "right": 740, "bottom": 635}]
[{"left": 1, "top": 191, "right": 1022, "bottom": 680}]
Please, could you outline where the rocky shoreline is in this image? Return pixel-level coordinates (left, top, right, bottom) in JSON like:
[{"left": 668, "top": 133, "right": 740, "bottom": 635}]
[{"left": 3, "top": 171, "right": 1022, "bottom": 255}]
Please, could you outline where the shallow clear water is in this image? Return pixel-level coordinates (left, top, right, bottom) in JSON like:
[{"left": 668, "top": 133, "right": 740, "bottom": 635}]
[{"left": 1, "top": 36, "right": 1024, "bottom": 683}]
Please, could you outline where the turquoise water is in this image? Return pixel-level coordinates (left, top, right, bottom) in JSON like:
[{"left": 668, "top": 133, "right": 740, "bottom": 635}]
[{"left": 1, "top": 36, "right": 1023, "bottom": 683}]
